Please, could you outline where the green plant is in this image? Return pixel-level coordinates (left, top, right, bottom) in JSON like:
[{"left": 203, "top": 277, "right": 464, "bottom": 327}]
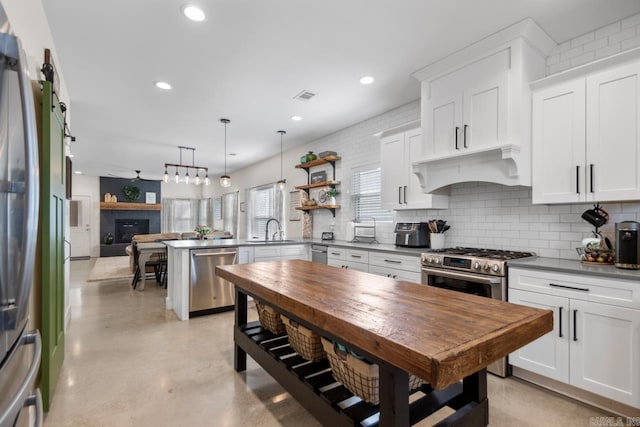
[
  {"left": 122, "top": 185, "right": 141, "bottom": 202},
  {"left": 325, "top": 188, "right": 340, "bottom": 198}
]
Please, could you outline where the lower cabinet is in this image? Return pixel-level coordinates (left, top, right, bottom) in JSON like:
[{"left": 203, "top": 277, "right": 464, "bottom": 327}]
[
  {"left": 326, "top": 246, "right": 422, "bottom": 280},
  {"left": 254, "top": 244, "right": 307, "bottom": 262},
  {"left": 509, "top": 268, "right": 640, "bottom": 409},
  {"left": 238, "top": 247, "right": 254, "bottom": 264}
]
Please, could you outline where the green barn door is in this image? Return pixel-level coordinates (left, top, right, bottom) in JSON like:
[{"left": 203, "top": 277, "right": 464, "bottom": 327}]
[{"left": 40, "top": 80, "right": 65, "bottom": 411}]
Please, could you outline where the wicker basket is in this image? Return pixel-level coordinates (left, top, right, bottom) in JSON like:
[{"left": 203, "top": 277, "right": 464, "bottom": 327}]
[
  {"left": 255, "top": 300, "right": 286, "bottom": 334},
  {"left": 321, "top": 338, "right": 425, "bottom": 405},
  {"left": 281, "top": 315, "right": 326, "bottom": 362}
]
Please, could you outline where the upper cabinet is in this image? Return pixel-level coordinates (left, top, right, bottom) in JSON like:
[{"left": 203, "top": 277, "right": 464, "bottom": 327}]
[
  {"left": 427, "top": 48, "right": 509, "bottom": 158},
  {"left": 377, "top": 121, "right": 449, "bottom": 210},
  {"left": 531, "top": 50, "right": 640, "bottom": 204},
  {"left": 412, "top": 19, "right": 555, "bottom": 193}
]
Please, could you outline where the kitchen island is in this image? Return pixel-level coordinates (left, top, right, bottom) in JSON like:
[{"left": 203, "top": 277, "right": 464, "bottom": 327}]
[{"left": 217, "top": 260, "right": 553, "bottom": 427}]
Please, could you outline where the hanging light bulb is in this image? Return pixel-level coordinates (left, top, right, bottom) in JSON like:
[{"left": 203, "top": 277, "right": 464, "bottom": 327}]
[
  {"left": 163, "top": 166, "right": 169, "bottom": 183},
  {"left": 204, "top": 171, "right": 210, "bottom": 186},
  {"left": 220, "top": 118, "right": 231, "bottom": 187},
  {"left": 195, "top": 169, "right": 200, "bottom": 185},
  {"left": 185, "top": 167, "right": 190, "bottom": 184},
  {"left": 174, "top": 166, "right": 179, "bottom": 183},
  {"left": 276, "top": 130, "right": 286, "bottom": 190}
]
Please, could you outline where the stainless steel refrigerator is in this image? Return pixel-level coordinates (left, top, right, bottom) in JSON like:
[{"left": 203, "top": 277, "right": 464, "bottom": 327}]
[{"left": 0, "top": 4, "right": 43, "bottom": 426}]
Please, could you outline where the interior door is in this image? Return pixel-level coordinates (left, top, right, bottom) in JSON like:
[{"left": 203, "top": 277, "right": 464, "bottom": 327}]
[
  {"left": 69, "top": 195, "right": 91, "bottom": 259},
  {"left": 39, "top": 80, "right": 65, "bottom": 411}
]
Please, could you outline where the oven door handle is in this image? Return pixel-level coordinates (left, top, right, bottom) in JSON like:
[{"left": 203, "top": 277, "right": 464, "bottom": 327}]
[{"left": 422, "top": 267, "right": 502, "bottom": 285}]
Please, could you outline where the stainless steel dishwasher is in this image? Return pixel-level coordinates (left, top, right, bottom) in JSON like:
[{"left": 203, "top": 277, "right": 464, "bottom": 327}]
[
  {"left": 311, "top": 244, "right": 327, "bottom": 264},
  {"left": 190, "top": 248, "right": 237, "bottom": 314}
]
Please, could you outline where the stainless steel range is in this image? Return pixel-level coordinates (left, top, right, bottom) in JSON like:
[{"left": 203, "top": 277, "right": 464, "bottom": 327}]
[{"left": 421, "top": 247, "right": 535, "bottom": 377}]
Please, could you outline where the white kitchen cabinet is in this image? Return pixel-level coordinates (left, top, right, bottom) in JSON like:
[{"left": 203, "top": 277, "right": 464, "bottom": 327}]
[
  {"left": 368, "top": 252, "right": 421, "bottom": 282},
  {"left": 253, "top": 246, "right": 281, "bottom": 262},
  {"left": 509, "top": 268, "right": 640, "bottom": 409},
  {"left": 427, "top": 49, "right": 509, "bottom": 157},
  {"left": 280, "top": 244, "right": 308, "bottom": 260},
  {"left": 412, "top": 22, "right": 554, "bottom": 192},
  {"left": 329, "top": 248, "right": 368, "bottom": 272},
  {"left": 237, "top": 246, "right": 254, "bottom": 264},
  {"left": 509, "top": 289, "right": 569, "bottom": 382},
  {"left": 378, "top": 122, "right": 449, "bottom": 210},
  {"left": 532, "top": 54, "right": 640, "bottom": 204}
]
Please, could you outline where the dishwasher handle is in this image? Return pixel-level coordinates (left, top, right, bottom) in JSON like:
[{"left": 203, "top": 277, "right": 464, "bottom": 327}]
[{"left": 192, "top": 251, "right": 238, "bottom": 257}]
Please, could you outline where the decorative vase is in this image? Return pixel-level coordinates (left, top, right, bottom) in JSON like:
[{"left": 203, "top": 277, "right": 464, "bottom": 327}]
[
  {"left": 328, "top": 196, "right": 336, "bottom": 206},
  {"left": 300, "top": 154, "right": 308, "bottom": 164},
  {"left": 104, "top": 233, "right": 114, "bottom": 245},
  {"left": 197, "top": 234, "right": 204, "bottom": 240},
  {"left": 306, "top": 151, "right": 317, "bottom": 162}
]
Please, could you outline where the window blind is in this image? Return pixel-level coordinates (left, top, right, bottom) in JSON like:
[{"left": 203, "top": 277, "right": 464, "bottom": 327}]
[
  {"left": 246, "top": 183, "right": 284, "bottom": 239},
  {"left": 351, "top": 166, "right": 392, "bottom": 221}
]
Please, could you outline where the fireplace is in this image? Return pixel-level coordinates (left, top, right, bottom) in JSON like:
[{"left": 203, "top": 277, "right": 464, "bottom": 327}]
[{"left": 115, "top": 219, "right": 149, "bottom": 243}]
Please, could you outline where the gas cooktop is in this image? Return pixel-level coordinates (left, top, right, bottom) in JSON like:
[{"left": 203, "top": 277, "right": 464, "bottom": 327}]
[
  {"left": 421, "top": 247, "right": 536, "bottom": 277},
  {"left": 423, "top": 247, "right": 536, "bottom": 260}
]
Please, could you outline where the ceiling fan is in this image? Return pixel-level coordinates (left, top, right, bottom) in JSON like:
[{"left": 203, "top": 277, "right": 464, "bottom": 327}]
[{"left": 129, "top": 170, "right": 157, "bottom": 182}]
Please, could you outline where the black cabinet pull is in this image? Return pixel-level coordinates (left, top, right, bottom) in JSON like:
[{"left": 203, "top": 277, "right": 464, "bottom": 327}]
[
  {"left": 463, "top": 124, "right": 468, "bottom": 148},
  {"left": 549, "top": 283, "right": 589, "bottom": 292},
  {"left": 590, "top": 164, "right": 594, "bottom": 193},
  {"left": 455, "top": 126, "right": 460, "bottom": 150},
  {"left": 558, "top": 306, "right": 563, "bottom": 338},
  {"left": 384, "top": 259, "right": 401, "bottom": 264},
  {"left": 351, "top": 254, "right": 362, "bottom": 258},
  {"left": 573, "top": 309, "right": 578, "bottom": 341},
  {"left": 403, "top": 186, "right": 407, "bottom": 204},
  {"left": 576, "top": 165, "right": 580, "bottom": 194}
]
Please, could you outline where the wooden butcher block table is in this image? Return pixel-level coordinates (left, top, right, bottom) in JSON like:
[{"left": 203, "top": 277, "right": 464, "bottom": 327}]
[{"left": 217, "top": 260, "right": 552, "bottom": 427}]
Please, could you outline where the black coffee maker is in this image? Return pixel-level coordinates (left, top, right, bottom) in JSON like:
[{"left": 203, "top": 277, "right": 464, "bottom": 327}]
[{"left": 615, "top": 221, "right": 640, "bottom": 270}]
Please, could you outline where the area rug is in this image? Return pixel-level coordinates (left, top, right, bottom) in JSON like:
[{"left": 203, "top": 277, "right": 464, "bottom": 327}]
[{"left": 87, "top": 256, "right": 133, "bottom": 282}]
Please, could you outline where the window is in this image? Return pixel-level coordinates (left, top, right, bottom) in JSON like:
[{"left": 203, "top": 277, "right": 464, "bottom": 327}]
[
  {"left": 161, "top": 198, "right": 212, "bottom": 233},
  {"left": 351, "top": 165, "right": 392, "bottom": 221},
  {"left": 246, "top": 183, "right": 284, "bottom": 239}
]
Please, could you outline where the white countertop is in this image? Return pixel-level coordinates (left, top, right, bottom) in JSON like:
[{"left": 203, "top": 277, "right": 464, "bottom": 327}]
[{"left": 508, "top": 256, "right": 640, "bottom": 281}]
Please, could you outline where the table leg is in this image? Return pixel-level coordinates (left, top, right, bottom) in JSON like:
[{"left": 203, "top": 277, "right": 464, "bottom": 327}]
[
  {"left": 378, "top": 364, "right": 409, "bottom": 427},
  {"left": 136, "top": 250, "right": 152, "bottom": 291},
  {"left": 234, "top": 286, "right": 247, "bottom": 372}
]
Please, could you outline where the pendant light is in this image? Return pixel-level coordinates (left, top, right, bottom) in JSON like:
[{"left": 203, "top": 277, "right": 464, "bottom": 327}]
[
  {"left": 276, "top": 130, "right": 286, "bottom": 190},
  {"left": 220, "top": 118, "right": 231, "bottom": 187}
]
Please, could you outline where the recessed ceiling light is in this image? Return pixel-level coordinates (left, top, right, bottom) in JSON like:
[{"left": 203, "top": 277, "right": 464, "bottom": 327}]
[
  {"left": 359, "top": 76, "right": 375, "bottom": 85},
  {"left": 291, "top": 115, "right": 302, "bottom": 121},
  {"left": 182, "top": 5, "right": 206, "bottom": 22},
  {"left": 74, "top": 171, "right": 83, "bottom": 175},
  {"left": 155, "top": 81, "right": 172, "bottom": 90}
]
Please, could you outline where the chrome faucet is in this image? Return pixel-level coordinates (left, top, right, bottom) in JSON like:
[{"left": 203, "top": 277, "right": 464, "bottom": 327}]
[{"left": 265, "top": 218, "right": 282, "bottom": 241}]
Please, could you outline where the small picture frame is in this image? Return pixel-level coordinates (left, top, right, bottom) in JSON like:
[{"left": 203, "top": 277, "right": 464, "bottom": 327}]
[
  {"left": 310, "top": 170, "right": 327, "bottom": 184},
  {"left": 145, "top": 192, "right": 156, "bottom": 204}
]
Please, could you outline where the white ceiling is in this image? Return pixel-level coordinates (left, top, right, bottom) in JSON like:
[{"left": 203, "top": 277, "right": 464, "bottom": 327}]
[{"left": 41, "top": 0, "right": 640, "bottom": 181}]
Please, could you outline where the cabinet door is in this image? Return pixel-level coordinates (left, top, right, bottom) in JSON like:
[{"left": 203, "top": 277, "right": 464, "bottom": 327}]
[
  {"left": 281, "top": 244, "right": 307, "bottom": 260},
  {"left": 570, "top": 300, "right": 640, "bottom": 408},
  {"left": 461, "top": 48, "right": 510, "bottom": 151},
  {"left": 531, "top": 79, "right": 586, "bottom": 204},
  {"left": 404, "top": 128, "right": 428, "bottom": 207},
  {"left": 586, "top": 61, "right": 640, "bottom": 202},
  {"left": 368, "top": 265, "right": 421, "bottom": 283},
  {"left": 509, "top": 289, "right": 569, "bottom": 383},
  {"left": 237, "top": 247, "right": 254, "bottom": 264},
  {"left": 380, "top": 133, "right": 405, "bottom": 209},
  {"left": 427, "top": 73, "right": 464, "bottom": 157},
  {"left": 342, "top": 260, "right": 369, "bottom": 273}
]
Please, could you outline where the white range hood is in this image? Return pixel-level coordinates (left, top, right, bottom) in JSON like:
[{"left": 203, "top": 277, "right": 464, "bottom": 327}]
[{"left": 411, "top": 18, "right": 556, "bottom": 193}]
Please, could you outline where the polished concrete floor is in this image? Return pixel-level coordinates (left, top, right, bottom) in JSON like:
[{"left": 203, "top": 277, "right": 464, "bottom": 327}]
[{"left": 43, "top": 259, "right": 610, "bottom": 426}]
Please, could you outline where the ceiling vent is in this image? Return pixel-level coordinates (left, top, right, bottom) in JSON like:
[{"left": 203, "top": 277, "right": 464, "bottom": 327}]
[{"left": 293, "top": 90, "right": 316, "bottom": 101}]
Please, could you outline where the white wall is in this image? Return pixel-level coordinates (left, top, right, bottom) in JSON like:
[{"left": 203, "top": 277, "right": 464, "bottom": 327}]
[
  {"left": 161, "top": 181, "right": 206, "bottom": 199},
  {"left": 547, "top": 12, "right": 640, "bottom": 75}
]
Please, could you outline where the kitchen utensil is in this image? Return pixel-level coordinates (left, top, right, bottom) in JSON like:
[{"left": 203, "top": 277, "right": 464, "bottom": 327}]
[
  {"left": 581, "top": 206, "right": 609, "bottom": 228},
  {"left": 442, "top": 225, "right": 450, "bottom": 232},
  {"left": 604, "top": 237, "right": 612, "bottom": 250}
]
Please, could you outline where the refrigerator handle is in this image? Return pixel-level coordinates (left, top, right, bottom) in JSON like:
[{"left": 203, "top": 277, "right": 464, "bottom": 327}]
[
  {"left": 13, "top": 35, "right": 39, "bottom": 324},
  {"left": 0, "top": 331, "right": 42, "bottom": 427}
]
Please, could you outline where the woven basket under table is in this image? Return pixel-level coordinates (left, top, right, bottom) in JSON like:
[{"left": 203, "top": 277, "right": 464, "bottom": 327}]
[
  {"left": 281, "top": 315, "right": 326, "bottom": 362},
  {"left": 254, "top": 300, "right": 286, "bottom": 335},
  {"left": 321, "top": 337, "right": 425, "bottom": 405}
]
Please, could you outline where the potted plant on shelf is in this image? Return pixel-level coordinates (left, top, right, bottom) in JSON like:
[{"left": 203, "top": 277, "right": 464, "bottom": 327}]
[
  {"left": 195, "top": 225, "right": 212, "bottom": 240},
  {"left": 325, "top": 188, "right": 339, "bottom": 206}
]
